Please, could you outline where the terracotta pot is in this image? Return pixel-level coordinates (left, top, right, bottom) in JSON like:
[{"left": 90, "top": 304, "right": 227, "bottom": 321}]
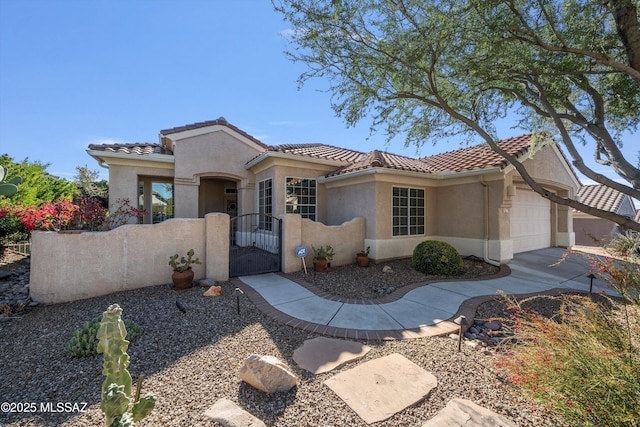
[
  {"left": 356, "top": 253, "right": 369, "bottom": 267},
  {"left": 314, "top": 257, "right": 328, "bottom": 272},
  {"left": 172, "top": 268, "right": 194, "bottom": 290}
]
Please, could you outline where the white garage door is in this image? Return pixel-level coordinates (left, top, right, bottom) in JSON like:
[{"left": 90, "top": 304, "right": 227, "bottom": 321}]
[{"left": 511, "top": 188, "right": 551, "bottom": 253}]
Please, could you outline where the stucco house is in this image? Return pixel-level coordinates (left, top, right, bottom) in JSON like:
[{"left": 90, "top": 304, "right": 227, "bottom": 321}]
[
  {"left": 87, "top": 117, "right": 579, "bottom": 266},
  {"left": 573, "top": 184, "right": 637, "bottom": 245}
]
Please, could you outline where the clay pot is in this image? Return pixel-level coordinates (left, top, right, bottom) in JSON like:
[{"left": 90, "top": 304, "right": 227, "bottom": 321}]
[
  {"left": 356, "top": 253, "right": 370, "bottom": 267},
  {"left": 172, "top": 268, "right": 194, "bottom": 290},
  {"left": 314, "top": 257, "right": 328, "bottom": 272}
]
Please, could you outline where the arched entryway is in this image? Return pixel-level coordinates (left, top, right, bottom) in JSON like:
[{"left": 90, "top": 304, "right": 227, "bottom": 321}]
[{"left": 199, "top": 177, "right": 238, "bottom": 217}]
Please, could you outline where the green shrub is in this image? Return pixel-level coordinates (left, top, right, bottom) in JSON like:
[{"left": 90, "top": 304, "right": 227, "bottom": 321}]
[
  {"left": 65, "top": 315, "right": 143, "bottom": 357},
  {"left": 411, "top": 240, "right": 465, "bottom": 276}
]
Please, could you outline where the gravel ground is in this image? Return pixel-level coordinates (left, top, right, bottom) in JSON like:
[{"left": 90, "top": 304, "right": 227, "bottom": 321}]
[
  {"left": 0, "top": 255, "right": 567, "bottom": 427},
  {"left": 291, "top": 257, "right": 500, "bottom": 300}
]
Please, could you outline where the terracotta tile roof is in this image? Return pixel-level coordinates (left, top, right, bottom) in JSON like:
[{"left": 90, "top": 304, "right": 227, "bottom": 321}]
[
  {"left": 266, "top": 143, "right": 364, "bottom": 163},
  {"left": 88, "top": 143, "right": 172, "bottom": 156},
  {"left": 420, "top": 134, "right": 531, "bottom": 173},
  {"left": 160, "top": 117, "right": 267, "bottom": 148},
  {"left": 327, "top": 150, "right": 434, "bottom": 176},
  {"left": 577, "top": 185, "right": 626, "bottom": 212},
  {"left": 323, "top": 134, "right": 533, "bottom": 177}
]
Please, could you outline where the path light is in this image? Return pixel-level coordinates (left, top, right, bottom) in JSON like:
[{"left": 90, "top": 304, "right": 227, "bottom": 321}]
[
  {"left": 232, "top": 287, "right": 245, "bottom": 315},
  {"left": 587, "top": 273, "right": 597, "bottom": 294},
  {"left": 454, "top": 315, "right": 468, "bottom": 353},
  {"left": 312, "top": 257, "right": 318, "bottom": 280},
  {"left": 424, "top": 258, "right": 432, "bottom": 274}
]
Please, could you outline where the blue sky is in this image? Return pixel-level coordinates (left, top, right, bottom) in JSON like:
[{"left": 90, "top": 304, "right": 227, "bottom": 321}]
[{"left": 0, "top": 0, "right": 637, "bottom": 186}]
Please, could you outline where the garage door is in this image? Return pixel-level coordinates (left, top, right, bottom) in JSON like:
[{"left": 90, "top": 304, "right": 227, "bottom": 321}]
[{"left": 511, "top": 188, "right": 551, "bottom": 253}]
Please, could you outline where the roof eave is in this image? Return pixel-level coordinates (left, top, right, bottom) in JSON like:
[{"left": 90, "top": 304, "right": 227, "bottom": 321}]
[
  {"left": 319, "top": 165, "right": 504, "bottom": 183},
  {"left": 87, "top": 149, "right": 175, "bottom": 166},
  {"left": 245, "top": 151, "right": 350, "bottom": 170}
]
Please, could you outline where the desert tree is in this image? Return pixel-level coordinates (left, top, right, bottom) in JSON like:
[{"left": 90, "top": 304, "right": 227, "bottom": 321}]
[{"left": 274, "top": 0, "right": 640, "bottom": 231}]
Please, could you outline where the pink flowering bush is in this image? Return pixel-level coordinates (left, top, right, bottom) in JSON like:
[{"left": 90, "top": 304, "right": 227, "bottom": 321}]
[{"left": 0, "top": 197, "right": 145, "bottom": 240}]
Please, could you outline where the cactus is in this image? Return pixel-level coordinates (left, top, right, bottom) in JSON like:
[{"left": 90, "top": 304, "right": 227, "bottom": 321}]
[
  {"left": 65, "top": 315, "right": 143, "bottom": 357},
  {"left": 0, "top": 166, "right": 21, "bottom": 197},
  {"left": 97, "top": 304, "right": 156, "bottom": 426}
]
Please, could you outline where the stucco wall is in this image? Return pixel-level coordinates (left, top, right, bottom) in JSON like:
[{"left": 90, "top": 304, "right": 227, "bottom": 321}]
[
  {"left": 574, "top": 218, "right": 616, "bottom": 245},
  {"left": 280, "top": 214, "right": 366, "bottom": 273},
  {"left": 520, "top": 145, "right": 578, "bottom": 192},
  {"left": 108, "top": 164, "right": 174, "bottom": 217},
  {"left": 30, "top": 214, "right": 229, "bottom": 304}
]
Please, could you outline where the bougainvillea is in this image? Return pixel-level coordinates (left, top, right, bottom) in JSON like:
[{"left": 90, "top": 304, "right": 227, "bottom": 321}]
[{"left": 0, "top": 197, "right": 146, "bottom": 240}]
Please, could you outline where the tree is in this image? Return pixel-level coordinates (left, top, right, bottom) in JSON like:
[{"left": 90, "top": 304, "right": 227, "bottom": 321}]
[
  {"left": 274, "top": 0, "right": 640, "bottom": 231},
  {"left": 0, "top": 154, "right": 77, "bottom": 206},
  {"left": 74, "top": 164, "right": 108, "bottom": 203}
]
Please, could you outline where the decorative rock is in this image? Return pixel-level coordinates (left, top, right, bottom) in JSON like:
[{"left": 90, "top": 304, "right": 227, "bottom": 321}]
[
  {"left": 386, "top": 286, "right": 395, "bottom": 294},
  {"left": 239, "top": 355, "right": 297, "bottom": 393},
  {"left": 485, "top": 320, "right": 502, "bottom": 331},
  {"left": 382, "top": 265, "right": 393, "bottom": 273},
  {"left": 204, "top": 398, "right": 266, "bottom": 427},
  {"left": 198, "top": 278, "right": 217, "bottom": 287},
  {"left": 203, "top": 286, "right": 222, "bottom": 296},
  {"left": 422, "top": 398, "right": 517, "bottom": 427}
]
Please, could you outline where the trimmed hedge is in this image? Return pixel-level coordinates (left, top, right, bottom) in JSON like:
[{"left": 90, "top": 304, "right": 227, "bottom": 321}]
[{"left": 412, "top": 240, "right": 465, "bottom": 276}]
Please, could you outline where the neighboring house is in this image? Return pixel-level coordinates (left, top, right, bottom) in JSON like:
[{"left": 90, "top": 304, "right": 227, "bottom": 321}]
[
  {"left": 574, "top": 184, "right": 637, "bottom": 245},
  {"left": 87, "top": 117, "right": 580, "bottom": 264}
]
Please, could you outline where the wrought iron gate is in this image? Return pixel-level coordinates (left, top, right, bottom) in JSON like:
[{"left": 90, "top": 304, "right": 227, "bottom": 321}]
[{"left": 229, "top": 213, "right": 282, "bottom": 277}]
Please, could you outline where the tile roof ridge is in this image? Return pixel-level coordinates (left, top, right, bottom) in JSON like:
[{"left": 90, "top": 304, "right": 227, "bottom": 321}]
[{"left": 159, "top": 117, "right": 267, "bottom": 148}]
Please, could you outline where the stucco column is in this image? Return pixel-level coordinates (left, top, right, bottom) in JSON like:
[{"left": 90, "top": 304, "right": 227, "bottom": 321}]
[
  {"left": 280, "top": 214, "right": 303, "bottom": 273},
  {"left": 206, "top": 213, "right": 230, "bottom": 281},
  {"left": 556, "top": 204, "right": 575, "bottom": 247}
]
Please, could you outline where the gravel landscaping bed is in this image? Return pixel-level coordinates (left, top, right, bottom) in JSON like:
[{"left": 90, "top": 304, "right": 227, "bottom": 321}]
[
  {"left": 0, "top": 255, "right": 566, "bottom": 427},
  {"left": 290, "top": 257, "right": 501, "bottom": 300}
]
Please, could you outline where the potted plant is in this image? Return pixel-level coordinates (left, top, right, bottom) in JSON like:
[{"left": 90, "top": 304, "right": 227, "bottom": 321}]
[
  {"left": 168, "top": 249, "right": 201, "bottom": 289},
  {"left": 311, "top": 245, "right": 335, "bottom": 272},
  {"left": 356, "top": 246, "right": 370, "bottom": 267}
]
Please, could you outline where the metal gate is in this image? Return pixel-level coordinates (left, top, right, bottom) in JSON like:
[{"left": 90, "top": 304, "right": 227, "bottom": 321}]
[{"left": 229, "top": 213, "right": 282, "bottom": 277}]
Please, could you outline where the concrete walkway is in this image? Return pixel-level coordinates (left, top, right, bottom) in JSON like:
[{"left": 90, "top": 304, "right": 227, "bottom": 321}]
[{"left": 235, "top": 248, "right": 614, "bottom": 340}]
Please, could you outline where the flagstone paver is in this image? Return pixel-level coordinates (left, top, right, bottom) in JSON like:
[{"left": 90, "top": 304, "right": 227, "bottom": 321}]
[
  {"left": 324, "top": 353, "right": 438, "bottom": 424},
  {"left": 293, "top": 337, "right": 371, "bottom": 374}
]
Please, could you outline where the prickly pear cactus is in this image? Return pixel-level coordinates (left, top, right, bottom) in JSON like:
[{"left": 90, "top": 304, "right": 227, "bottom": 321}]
[
  {"left": 65, "top": 316, "right": 143, "bottom": 357},
  {"left": 97, "top": 304, "right": 156, "bottom": 427},
  {"left": 0, "top": 166, "right": 21, "bottom": 197}
]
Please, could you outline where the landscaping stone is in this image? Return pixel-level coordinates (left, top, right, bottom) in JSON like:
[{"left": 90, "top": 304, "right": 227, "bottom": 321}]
[
  {"left": 239, "top": 355, "right": 297, "bottom": 393},
  {"left": 422, "top": 398, "right": 517, "bottom": 427},
  {"left": 324, "top": 353, "right": 437, "bottom": 424},
  {"left": 293, "top": 336, "right": 371, "bottom": 374},
  {"left": 204, "top": 398, "right": 266, "bottom": 427},
  {"left": 203, "top": 285, "right": 222, "bottom": 296}
]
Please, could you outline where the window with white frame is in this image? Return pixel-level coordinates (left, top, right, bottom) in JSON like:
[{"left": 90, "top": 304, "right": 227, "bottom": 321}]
[
  {"left": 392, "top": 187, "right": 425, "bottom": 236},
  {"left": 258, "top": 178, "right": 273, "bottom": 231},
  {"left": 285, "top": 177, "right": 317, "bottom": 220}
]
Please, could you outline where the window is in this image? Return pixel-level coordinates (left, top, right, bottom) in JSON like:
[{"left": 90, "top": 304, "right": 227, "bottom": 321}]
[
  {"left": 393, "top": 187, "right": 425, "bottom": 236},
  {"left": 138, "top": 179, "right": 174, "bottom": 224},
  {"left": 258, "top": 179, "right": 273, "bottom": 231},
  {"left": 285, "top": 177, "right": 317, "bottom": 220}
]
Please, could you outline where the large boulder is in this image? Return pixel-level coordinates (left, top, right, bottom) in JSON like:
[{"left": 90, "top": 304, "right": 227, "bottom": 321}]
[{"left": 239, "top": 355, "right": 297, "bottom": 393}]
